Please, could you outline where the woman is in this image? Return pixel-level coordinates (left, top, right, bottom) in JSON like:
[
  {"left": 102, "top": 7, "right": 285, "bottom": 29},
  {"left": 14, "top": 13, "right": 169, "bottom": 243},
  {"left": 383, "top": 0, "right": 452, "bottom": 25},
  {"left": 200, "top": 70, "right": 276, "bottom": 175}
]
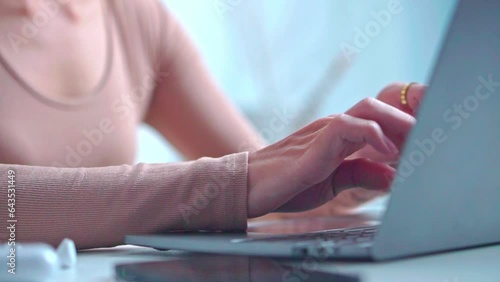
[{"left": 0, "top": 0, "right": 425, "bottom": 249}]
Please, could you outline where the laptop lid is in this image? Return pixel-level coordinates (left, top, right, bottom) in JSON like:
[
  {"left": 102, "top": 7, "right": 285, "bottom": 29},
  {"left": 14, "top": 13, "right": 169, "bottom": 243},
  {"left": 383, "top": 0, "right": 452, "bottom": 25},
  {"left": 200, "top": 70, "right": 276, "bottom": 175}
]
[{"left": 373, "top": 0, "right": 500, "bottom": 260}]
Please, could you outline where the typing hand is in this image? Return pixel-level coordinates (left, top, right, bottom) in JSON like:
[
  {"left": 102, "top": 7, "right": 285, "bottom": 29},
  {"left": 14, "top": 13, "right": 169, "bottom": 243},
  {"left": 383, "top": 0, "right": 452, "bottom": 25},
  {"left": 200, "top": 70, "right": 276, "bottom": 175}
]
[{"left": 247, "top": 93, "right": 416, "bottom": 218}]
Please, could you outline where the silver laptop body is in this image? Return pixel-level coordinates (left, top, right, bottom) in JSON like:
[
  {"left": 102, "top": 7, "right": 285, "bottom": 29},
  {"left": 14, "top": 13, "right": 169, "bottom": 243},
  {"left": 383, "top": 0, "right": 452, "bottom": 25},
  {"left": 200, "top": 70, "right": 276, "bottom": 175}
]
[{"left": 126, "top": 0, "right": 500, "bottom": 261}]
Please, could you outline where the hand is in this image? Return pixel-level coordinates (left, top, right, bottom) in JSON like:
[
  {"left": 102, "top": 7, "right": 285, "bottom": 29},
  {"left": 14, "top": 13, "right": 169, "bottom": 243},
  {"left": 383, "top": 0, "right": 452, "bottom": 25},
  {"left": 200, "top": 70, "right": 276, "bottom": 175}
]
[
  {"left": 348, "top": 82, "right": 427, "bottom": 164},
  {"left": 247, "top": 96, "right": 415, "bottom": 218}
]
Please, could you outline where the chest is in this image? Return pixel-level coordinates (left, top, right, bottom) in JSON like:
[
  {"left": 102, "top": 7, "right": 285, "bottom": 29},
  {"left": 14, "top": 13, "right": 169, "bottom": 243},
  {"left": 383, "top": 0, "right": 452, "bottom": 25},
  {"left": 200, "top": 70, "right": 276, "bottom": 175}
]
[
  {"left": 0, "top": 33, "right": 142, "bottom": 168},
  {"left": 0, "top": 89, "right": 139, "bottom": 167},
  {"left": 0, "top": 3, "right": 109, "bottom": 102},
  {"left": 0, "top": 8, "right": 156, "bottom": 167}
]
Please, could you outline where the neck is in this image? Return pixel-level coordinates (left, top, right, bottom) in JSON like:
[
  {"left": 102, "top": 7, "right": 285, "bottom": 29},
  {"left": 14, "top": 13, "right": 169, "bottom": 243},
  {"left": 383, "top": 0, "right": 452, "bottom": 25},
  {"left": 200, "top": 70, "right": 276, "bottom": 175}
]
[
  {"left": 0, "top": 0, "right": 93, "bottom": 20},
  {"left": 0, "top": 0, "right": 36, "bottom": 16}
]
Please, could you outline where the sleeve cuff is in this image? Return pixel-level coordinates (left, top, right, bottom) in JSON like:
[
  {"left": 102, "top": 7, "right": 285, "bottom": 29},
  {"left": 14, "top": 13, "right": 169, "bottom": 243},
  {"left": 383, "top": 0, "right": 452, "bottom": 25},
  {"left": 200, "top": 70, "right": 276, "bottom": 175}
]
[{"left": 179, "top": 151, "right": 249, "bottom": 231}]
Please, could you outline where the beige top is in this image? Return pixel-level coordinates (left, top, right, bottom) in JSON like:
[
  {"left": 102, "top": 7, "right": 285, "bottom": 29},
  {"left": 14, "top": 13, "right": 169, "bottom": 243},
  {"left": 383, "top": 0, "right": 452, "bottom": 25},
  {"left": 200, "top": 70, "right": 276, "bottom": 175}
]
[{"left": 0, "top": 0, "right": 249, "bottom": 249}]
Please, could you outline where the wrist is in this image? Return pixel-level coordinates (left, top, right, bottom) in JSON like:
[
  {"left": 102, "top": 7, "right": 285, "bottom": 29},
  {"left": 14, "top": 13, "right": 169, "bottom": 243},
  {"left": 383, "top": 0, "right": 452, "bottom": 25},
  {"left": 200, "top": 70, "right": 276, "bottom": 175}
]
[{"left": 247, "top": 148, "right": 297, "bottom": 218}]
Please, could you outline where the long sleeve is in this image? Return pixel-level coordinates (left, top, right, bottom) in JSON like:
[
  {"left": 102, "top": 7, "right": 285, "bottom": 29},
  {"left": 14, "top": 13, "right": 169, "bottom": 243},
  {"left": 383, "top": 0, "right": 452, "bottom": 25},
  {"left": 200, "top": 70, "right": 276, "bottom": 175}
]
[{"left": 0, "top": 152, "right": 248, "bottom": 249}]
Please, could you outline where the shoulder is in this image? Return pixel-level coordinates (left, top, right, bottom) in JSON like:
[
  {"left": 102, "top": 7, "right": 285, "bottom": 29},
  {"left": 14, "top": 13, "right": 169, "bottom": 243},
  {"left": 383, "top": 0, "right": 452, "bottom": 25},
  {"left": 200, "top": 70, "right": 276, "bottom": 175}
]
[
  {"left": 108, "top": 0, "right": 177, "bottom": 63},
  {"left": 109, "top": 0, "right": 177, "bottom": 34},
  {"left": 108, "top": 0, "right": 177, "bottom": 121}
]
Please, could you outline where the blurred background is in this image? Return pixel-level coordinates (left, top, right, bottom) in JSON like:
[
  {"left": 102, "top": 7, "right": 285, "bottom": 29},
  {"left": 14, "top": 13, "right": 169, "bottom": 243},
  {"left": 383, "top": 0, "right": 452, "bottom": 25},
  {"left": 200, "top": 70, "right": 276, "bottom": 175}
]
[{"left": 136, "top": 0, "right": 457, "bottom": 163}]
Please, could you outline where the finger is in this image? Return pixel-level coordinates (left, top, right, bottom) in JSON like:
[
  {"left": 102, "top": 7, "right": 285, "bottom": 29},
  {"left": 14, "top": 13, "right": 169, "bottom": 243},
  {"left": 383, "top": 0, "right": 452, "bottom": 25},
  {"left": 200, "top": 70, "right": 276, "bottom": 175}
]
[
  {"left": 406, "top": 84, "right": 426, "bottom": 112},
  {"left": 377, "top": 82, "right": 427, "bottom": 115},
  {"left": 346, "top": 97, "right": 416, "bottom": 149},
  {"left": 296, "top": 114, "right": 397, "bottom": 190},
  {"left": 326, "top": 114, "right": 399, "bottom": 158},
  {"left": 331, "top": 158, "right": 395, "bottom": 195}
]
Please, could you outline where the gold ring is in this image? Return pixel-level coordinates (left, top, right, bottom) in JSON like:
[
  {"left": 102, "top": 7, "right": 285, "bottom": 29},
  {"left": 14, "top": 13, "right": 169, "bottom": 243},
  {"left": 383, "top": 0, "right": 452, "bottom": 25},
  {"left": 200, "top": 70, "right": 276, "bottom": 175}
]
[{"left": 400, "top": 82, "right": 417, "bottom": 106}]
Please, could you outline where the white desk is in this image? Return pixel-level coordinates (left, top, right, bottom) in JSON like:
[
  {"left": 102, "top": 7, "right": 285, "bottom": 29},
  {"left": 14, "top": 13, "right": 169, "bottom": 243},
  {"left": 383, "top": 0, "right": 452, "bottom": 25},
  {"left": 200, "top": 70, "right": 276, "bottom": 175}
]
[
  {"left": 57, "top": 244, "right": 500, "bottom": 282},
  {"left": 55, "top": 198, "right": 500, "bottom": 282}
]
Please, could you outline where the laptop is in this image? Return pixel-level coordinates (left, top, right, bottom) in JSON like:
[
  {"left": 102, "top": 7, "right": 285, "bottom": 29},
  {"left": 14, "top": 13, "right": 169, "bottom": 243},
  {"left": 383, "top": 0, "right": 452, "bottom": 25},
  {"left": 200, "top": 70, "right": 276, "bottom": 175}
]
[{"left": 126, "top": 0, "right": 500, "bottom": 261}]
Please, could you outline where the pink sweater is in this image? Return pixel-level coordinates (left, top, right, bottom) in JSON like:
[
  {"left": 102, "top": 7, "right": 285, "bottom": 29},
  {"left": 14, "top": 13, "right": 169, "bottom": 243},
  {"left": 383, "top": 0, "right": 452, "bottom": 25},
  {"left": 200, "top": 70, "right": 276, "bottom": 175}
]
[{"left": 0, "top": 0, "right": 248, "bottom": 249}]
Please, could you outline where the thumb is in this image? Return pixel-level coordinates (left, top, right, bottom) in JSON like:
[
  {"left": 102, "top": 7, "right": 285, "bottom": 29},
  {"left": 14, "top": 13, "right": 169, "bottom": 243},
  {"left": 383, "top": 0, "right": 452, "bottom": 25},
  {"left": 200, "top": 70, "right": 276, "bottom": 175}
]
[{"left": 331, "top": 158, "right": 395, "bottom": 196}]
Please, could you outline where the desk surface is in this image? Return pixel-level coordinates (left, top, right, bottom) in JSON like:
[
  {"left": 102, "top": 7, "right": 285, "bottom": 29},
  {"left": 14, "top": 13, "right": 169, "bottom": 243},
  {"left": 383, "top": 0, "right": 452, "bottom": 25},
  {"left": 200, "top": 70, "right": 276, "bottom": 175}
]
[
  {"left": 57, "top": 199, "right": 500, "bottom": 282},
  {"left": 58, "top": 244, "right": 500, "bottom": 282}
]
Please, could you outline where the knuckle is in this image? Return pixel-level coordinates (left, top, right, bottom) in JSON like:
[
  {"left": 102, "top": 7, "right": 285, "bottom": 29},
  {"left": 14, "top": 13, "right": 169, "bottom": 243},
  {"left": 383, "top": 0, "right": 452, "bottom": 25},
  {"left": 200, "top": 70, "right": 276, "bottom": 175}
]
[
  {"left": 364, "top": 120, "right": 382, "bottom": 136},
  {"left": 332, "top": 114, "right": 350, "bottom": 126},
  {"left": 363, "top": 97, "right": 378, "bottom": 105},
  {"left": 357, "top": 97, "right": 379, "bottom": 109}
]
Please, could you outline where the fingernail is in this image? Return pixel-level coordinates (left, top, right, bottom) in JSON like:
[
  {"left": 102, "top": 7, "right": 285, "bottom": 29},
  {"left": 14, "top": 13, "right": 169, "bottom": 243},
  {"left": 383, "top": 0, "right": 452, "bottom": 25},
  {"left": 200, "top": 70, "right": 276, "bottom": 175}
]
[
  {"left": 383, "top": 169, "right": 396, "bottom": 184},
  {"left": 383, "top": 136, "right": 399, "bottom": 154}
]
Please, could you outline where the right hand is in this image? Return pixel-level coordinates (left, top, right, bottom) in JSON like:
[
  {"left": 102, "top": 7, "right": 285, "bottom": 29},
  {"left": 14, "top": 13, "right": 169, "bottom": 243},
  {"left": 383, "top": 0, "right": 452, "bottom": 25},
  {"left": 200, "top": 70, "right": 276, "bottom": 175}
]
[{"left": 247, "top": 97, "right": 416, "bottom": 218}]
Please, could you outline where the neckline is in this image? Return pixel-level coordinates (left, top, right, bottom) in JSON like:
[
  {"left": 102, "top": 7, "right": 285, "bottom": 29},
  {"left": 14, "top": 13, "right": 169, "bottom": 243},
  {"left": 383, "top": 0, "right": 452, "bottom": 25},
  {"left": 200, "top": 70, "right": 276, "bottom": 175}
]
[{"left": 0, "top": 1, "right": 114, "bottom": 110}]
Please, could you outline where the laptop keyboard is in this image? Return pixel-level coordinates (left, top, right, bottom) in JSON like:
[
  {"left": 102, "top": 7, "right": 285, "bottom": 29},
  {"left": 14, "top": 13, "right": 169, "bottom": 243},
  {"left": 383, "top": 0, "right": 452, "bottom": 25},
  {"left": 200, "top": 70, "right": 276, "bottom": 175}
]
[
  {"left": 237, "top": 226, "right": 378, "bottom": 257},
  {"left": 242, "top": 226, "right": 377, "bottom": 245}
]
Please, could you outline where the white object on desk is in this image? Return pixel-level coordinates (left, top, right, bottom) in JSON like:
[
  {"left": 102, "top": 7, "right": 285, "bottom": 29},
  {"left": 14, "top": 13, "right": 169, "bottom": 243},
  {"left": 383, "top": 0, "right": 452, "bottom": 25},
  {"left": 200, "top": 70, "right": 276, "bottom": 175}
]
[
  {"left": 57, "top": 238, "right": 77, "bottom": 269},
  {"left": 0, "top": 238, "right": 77, "bottom": 282}
]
